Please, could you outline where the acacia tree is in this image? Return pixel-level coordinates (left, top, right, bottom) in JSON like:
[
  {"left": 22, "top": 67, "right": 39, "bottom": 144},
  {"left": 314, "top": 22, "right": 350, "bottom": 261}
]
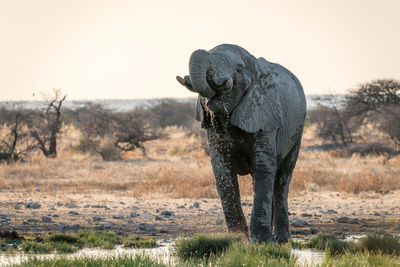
[
  {"left": 345, "top": 79, "right": 400, "bottom": 153},
  {"left": 112, "top": 108, "right": 161, "bottom": 155},
  {"left": 309, "top": 94, "right": 356, "bottom": 145},
  {"left": 30, "top": 89, "right": 67, "bottom": 157}
]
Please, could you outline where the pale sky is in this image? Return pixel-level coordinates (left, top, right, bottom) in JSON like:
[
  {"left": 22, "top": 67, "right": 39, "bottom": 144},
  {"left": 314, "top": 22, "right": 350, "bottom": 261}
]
[{"left": 0, "top": 0, "right": 399, "bottom": 100}]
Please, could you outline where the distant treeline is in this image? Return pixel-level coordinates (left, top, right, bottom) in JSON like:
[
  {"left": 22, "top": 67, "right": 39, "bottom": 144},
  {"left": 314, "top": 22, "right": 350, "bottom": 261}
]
[
  {"left": 1, "top": 79, "right": 400, "bottom": 161},
  {"left": 0, "top": 92, "right": 201, "bottom": 161}
]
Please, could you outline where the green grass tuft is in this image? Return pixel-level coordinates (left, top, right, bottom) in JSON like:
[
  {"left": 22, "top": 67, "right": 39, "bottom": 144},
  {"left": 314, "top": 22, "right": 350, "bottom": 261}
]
[
  {"left": 123, "top": 236, "right": 157, "bottom": 248},
  {"left": 358, "top": 233, "right": 400, "bottom": 255},
  {"left": 218, "top": 242, "right": 296, "bottom": 267},
  {"left": 174, "top": 233, "right": 242, "bottom": 260},
  {"left": 21, "top": 241, "right": 52, "bottom": 254},
  {"left": 322, "top": 251, "right": 400, "bottom": 267},
  {"left": 306, "top": 232, "right": 355, "bottom": 255}
]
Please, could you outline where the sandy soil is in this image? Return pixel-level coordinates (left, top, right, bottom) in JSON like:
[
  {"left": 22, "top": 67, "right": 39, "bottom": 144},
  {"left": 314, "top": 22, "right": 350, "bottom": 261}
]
[{"left": 1, "top": 190, "right": 399, "bottom": 239}]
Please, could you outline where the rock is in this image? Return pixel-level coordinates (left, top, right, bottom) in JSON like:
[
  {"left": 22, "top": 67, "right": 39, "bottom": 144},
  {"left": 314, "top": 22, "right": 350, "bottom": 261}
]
[
  {"left": 159, "top": 229, "right": 169, "bottom": 233},
  {"left": 145, "top": 211, "right": 151, "bottom": 215},
  {"left": 130, "top": 212, "right": 140, "bottom": 218},
  {"left": 156, "top": 209, "right": 160, "bottom": 213},
  {"left": 25, "top": 202, "right": 41, "bottom": 209},
  {"left": 301, "top": 213, "right": 313, "bottom": 217},
  {"left": 52, "top": 214, "right": 59, "bottom": 217},
  {"left": 337, "top": 217, "right": 359, "bottom": 224},
  {"left": 0, "top": 214, "right": 9, "bottom": 219},
  {"left": 177, "top": 205, "right": 185, "bottom": 209},
  {"left": 193, "top": 202, "right": 200, "bottom": 208},
  {"left": 34, "top": 187, "right": 40, "bottom": 192},
  {"left": 395, "top": 223, "right": 400, "bottom": 230},
  {"left": 290, "top": 218, "right": 308, "bottom": 227},
  {"left": 155, "top": 215, "right": 164, "bottom": 221},
  {"left": 216, "top": 218, "right": 224, "bottom": 225},
  {"left": 41, "top": 216, "right": 52, "bottom": 223},
  {"left": 112, "top": 215, "right": 124, "bottom": 219},
  {"left": 374, "top": 211, "right": 389, "bottom": 217},
  {"left": 102, "top": 224, "right": 112, "bottom": 230},
  {"left": 161, "top": 210, "right": 174, "bottom": 217},
  {"left": 64, "top": 203, "right": 79, "bottom": 209},
  {"left": 120, "top": 202, "right": 126, "bottom": 205},
  {"left": 291, "top": 229, "right": 311, "bottom": 235},
  {"left": 327, "top": 209, "right": 338, "bottom": 214},
  {"left": 138, "top": 223, "right": 156, "bottom": 232},
  {"left": 59, "top": 223, "right": 80, "bottom": 231},
  {"left": 68, "top": 211, "right": 79, "bottom": 216},
  {"left": 27, "top": 218, "right": 39, "bottom": 223},
  {"left": 93, "top": 216, "right": 105, "bottom": 221},
  {"left": 92, "top": 205, "right": 107, "bottom": 209}
]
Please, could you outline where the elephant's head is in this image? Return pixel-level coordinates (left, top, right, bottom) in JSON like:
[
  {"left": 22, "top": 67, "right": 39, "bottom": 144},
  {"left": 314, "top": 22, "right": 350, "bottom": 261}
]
[{"left": 177, "top": 44, "right": 283, "bottom": 133}]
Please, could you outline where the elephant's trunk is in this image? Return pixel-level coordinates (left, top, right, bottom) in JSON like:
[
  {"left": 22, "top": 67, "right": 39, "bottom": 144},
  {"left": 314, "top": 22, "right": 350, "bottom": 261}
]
[{"left": 189, "top": 50, "right": 216, "bottom": 98}]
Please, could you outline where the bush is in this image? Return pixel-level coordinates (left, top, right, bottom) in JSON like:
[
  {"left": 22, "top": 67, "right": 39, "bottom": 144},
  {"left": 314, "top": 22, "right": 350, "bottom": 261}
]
[{"left": 98, "top": 138, "right": 122, "bottom": 161}]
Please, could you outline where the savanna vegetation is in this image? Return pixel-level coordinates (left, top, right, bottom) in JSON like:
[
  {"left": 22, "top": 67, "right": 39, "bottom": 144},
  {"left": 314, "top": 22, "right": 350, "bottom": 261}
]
[{"left": 1, "top": 80, "right": 400, "bottom": 266}]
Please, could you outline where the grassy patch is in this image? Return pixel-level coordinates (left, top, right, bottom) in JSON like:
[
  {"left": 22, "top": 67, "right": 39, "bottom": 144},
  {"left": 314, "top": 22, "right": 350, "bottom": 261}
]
[
  {"left": 306, "top": 232, "right": 355, "bottom": 255},
  {"left": 358, "top": 233, "right": 400, "bottom": 255},
  {"left": 1, "top": 231, "right": 157, "bottom": 254},
  {"left": 21, "top": 241, "right": 52, "bottom": 254},
  {"left": 16, "top": 255, "right": 166, "bottom": 267},
  {"left": 216, "top": 242, "right": 296, "bottom": 267},
  {"left": 123, "top": 236, "right": 157, "bottom": 248},
  {"left": 322, "top": 251, "right": 400, "bottom": 267},
  {"left": 174, "top": 233, "right": 242, "bottom": 259}
]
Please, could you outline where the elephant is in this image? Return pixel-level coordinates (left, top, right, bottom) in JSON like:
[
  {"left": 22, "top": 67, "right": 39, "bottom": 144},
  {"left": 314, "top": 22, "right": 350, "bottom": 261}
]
[{"left": 176, "top": 44, "right": 306, "bottom": 243}]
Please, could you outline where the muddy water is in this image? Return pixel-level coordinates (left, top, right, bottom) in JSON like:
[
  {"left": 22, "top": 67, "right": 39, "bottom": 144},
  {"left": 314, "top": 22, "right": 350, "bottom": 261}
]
[{"left": 0, "top": 241, "right": 328, "bottom": 267}]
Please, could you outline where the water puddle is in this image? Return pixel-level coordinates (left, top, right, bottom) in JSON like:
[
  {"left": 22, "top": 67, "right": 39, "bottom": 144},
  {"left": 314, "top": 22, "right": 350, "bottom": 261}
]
[
  {"left": 0, "top": 241, "right": 333, "bottom": 266},
  {"left": 0, "top": 243, "right": 174, "bottom": 266},
  {"left": 291, "top": 248, "right": 325, "bottom": 266}
]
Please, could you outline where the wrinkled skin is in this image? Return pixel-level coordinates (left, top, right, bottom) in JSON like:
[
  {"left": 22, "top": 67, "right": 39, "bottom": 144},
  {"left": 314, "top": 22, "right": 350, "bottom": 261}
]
[{"left": 177, "top": 44, "right": 306, "bottom": 243}]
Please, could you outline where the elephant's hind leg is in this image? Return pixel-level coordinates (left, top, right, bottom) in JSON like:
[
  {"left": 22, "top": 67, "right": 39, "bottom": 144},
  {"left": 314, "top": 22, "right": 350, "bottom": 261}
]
[
  {"left": 273, "top": 139, "right": 301, "bottom": 243},
  {"left": 250, "top": 132, "right": 278, "bottom": 243}
]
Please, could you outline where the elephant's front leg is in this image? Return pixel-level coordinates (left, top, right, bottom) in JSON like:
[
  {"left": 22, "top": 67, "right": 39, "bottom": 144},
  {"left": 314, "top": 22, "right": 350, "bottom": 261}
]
[
  {"left": 208, "top": 130, "right": 248, "bottom": 236},
  {"left": 250, "top": 132, "right": 277, "bottom": 243}
]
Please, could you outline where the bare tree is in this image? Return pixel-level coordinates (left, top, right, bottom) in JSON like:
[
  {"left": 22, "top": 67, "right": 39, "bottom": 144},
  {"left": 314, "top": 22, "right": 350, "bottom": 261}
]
[
  {"left": 113, "top": 108, "right": 161, "bottom": 155},
  {"left": 30, "top": 89, "right": 67, "bottom": 157},
  {"left": 74, "top": 103, "right": 114, "bottom": 152},
  {"left": 0, "top": 106, "right": 36, "bottom": 162}
]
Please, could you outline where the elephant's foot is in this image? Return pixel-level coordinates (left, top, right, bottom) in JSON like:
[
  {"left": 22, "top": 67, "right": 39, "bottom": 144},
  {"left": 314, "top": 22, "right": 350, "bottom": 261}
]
[
  {"left": 273, "top": 231, "right": 290, "bottom": 244},
  {"left": 226, "top": 217, "right": 249, "bottom": 239},
  {"left": 250, "top": 222, "right": 274, "bottom": 243},
  {"left": 250, "top": 230, "right": 274, "bottom": 243}
]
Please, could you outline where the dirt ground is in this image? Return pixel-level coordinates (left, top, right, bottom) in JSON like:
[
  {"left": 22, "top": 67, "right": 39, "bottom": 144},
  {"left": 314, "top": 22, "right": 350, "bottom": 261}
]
[
  {"left": 1, "top": 190, "right": 399, "bottom": 240},
  {"left": 1, "top": 126, "right": 399, "bottom": 240}
]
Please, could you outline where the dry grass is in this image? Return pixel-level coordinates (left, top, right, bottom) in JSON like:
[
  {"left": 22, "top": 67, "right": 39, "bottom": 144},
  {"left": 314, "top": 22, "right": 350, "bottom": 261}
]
[{"left": 0, "top": 125, "right": 399, "bottom": 199}]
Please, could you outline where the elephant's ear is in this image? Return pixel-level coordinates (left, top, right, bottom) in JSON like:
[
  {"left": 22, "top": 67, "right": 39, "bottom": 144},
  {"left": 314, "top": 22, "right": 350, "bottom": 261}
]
[
  {"left": 195, "top": 96, "right": 212, "bottom": 128},
  {"left": 230, "top": 62, "right": 283, "bottom": 133}
]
